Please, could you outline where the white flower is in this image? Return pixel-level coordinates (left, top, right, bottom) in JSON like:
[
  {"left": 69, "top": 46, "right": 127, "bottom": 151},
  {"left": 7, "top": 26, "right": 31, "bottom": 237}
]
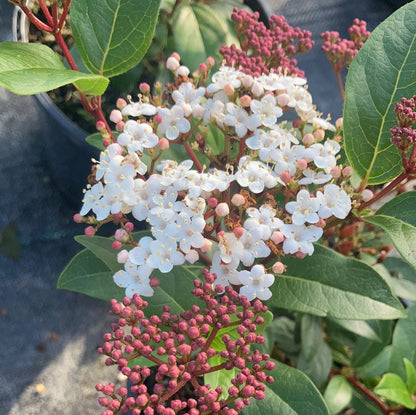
[
  {"left": 305, "top": 139, "right": 340, "bottom": 172},
  {"left": 206, "top": 66, "right": 244, "bottom": 94},
  {"left": 248, "top": 94, "right": 283, "bottom": 128},
  {"left": 272, "top": 144, "right": 306, "bottom": 176},
  {"left": 218, "top": 232, "right": 245, "bottom": 264},
  {"left": 224, "top": 103, "right": 249, "bottom": 137},
  {"left": 175, "top": 212, "right": 206, "bottom": 253},
  {"left": 95, "top": 143, "right": 122, "bottom": 181},
  {"left": 172, "top": 82, "right": 206, "bottom": 117},
  {"left": 113, "top": 259, "right": 154, "bottom": 298},
  {"left": 257, "top": 72, "right": 306, "bottom": 91},
  {"left": 117, "top": 120, "right": 158, "bottom": 153},
  {"left": 157, "top": 106, "right": 191, "bottom": 140},
  {"left": 281, "top": 224, "right": 323, "bottom": 255},
  {"left": 239, "top": 264, "right": 274, "bottom": 301},
  {"left": 317, "top": 184, "right": 351, "bottom": 219},
  {"left": 147, "top": 239, "right": 185, "bottom": 273},
  {"left": 298, "top": 168, "right": 332, "bottom": 185},
  {"left": 244, "top": 205, "right": 283, "bottom": 240},
  {"left": 210, "top": 252, "right": 241, "bottom": 290},
  {"left": 285, "top": 189, "right": 320, "bottom": 225},
  {"left": 121, "top": 101, "right": 157, "bottom": 117},
  {"left": 236, "top": 156, "right": 279, "bottom": 193},
  {"left": 103, "top": 155, "right": 135, "bottom": 196},
  {"left": 239, "top": 228, "right": 271, "bottom": 266}
]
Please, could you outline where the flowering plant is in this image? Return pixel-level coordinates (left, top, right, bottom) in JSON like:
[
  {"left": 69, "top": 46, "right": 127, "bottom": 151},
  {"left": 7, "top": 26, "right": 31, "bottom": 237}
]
[{"left": 2, "top": 1, "right": 416, "bottom": 414}]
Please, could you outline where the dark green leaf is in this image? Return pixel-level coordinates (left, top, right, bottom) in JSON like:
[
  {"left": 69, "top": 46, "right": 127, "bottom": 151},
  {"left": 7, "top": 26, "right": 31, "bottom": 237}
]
[
  {"left": 329, "top": 318, "right": 381, "bottom": 342},
  {"left": 350, "top": 388, "right": 384, "bottom": 415},
  {"left": 0, "top": 42, "right": 109, "bottom": 95},
  {"left": 356, "top": 346, "right": 392, "bottom": 379},
  {"left": 323, "top": 375, "right": 353, "bottom": 415},
  {"left": 71, "top": 0, "right": 161, "bottom": 77},
  {"left": 241, "top": 360, "right": 329, "bottom": 415},
  {"left": 389, "top": 302, "right": 416, "bottom": 378},
  {"left": 268, "top": 245, "right": 404, "bottom": 320},
  {"left": 343, "top": 2, "right": 416, "bottom": 184},
  {"left": 0, "top": 222, "right": 21, "bottom": 260},
  {"left": 374, "top": 373, "right": 416, "bottom": 409}
]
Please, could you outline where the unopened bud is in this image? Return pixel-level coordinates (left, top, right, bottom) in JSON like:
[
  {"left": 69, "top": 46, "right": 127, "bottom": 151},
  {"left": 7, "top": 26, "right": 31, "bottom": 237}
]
[
  {"left": 280, "top": 171, "right": 291, "bottom": 184},
  {"left": 112, "top": 241, "right": 122, "bottom": 250},
  {"left": 335, "top": 117, "right": 343, "bottom": 130},
  {"left": 251, "top": 81, "right": 264, "bottom": 97},
  {"left": 242, "top": 75, "right": 254, "bottom": 89},
  {"left": 233, "top": 227, "right": 244, "bottom": 238},
  {"left": 208, "top": 197, "right": 218, "bottom": 208},
  {"left": 215, "top": 202, "right": 230, "bottom": 217},
  {"left": 342, "top": 166, "right": 353, "bottom": 178},
  {"left": 157, "top": 137, "right": 169, "bottom": 150},
  {"left": 115, "top": 121, "right": 125, "bottom": 132},
  {"left": 240, "top": 95, "right": 252, "bottom": 107},
  {"left": 223, "top": 83, "right": 235, "bottom": 97},
  {"left": 313, "top": 129, "right": 325, "bottom": 142},
  {"left": 296, "top": 158, "right": 308, "bottom": 171},
  {"left": 185, "top": 250, "right": 199, "bottom": 264},
  {"left": 302, "top": 133, "right": 314, "bottom": 146},
  {"left": 139, "top": 82, "right": 150, "bottom": 94},
  {"left": 96, "top": 121, "right": 106, "bottom": 132},
  {"left": 330, "top": 166, "right": 341, "bottom": 178},
  {"left": 206, "top": 56, "right": 215, "bottom": 67},
  {"left": 109, "top": 109, "right": 122, "bottom": 124},
  {"left": 231, "top": 193, "right": 245, "bottom": 207},
  {"left": 117, "top": 249, "right": 129, "bottom": 264},
  {"left": 176, "top": 65, "right": 190, "bottom": 77},
  {"left": 272, "top": 261, "right": 285, "bottom": 274},
  {"left": 277, "top": 93, "right": 290, "bottom": 107},
  {"left": 73, "top": 213, "right": 83, "bottom": 223},
  {"left": 116, "top": 98, "right": 127, "bottom": 109},
  {"left": 361, "top": 189, "right": 374, "bottom": 202},
  {"left": 166, "top": 56, "right": 180, "bottom": 71},
  {"left": 271, "top": 231, "right": 284, "bottom": 244},
  {"left": 200, "top": 238, "right": 213, "bottom": 253},
  {"left": 85, "top": 226, "right": 96, "bottom": 237}
]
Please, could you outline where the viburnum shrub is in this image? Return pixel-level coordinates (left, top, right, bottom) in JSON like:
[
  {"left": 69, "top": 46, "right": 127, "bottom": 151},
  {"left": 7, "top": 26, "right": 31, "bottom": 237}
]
[{"left": 2, "top": 1, "right": 416, "bottom": 414}]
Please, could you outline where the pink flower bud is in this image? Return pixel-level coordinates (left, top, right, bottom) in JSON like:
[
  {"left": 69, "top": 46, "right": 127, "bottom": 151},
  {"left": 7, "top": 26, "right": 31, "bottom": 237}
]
[
  {"left": 239, "top": 94, "right": 252, "bottom": 107},
  {"left": 176, "top": 65, "right": 190, "bottom": 77},
  {"left": 295, "top": 251, "right": 307, "bottom": 259},
  {"left": 109, "top": 109, "right": 122, "bottom": 124},
  {"left": 302, "top": 133, "right": 315, "bottom": 146},
  {"left": 166, "top": 56, "right": 180, "bottom": 71},
  {"left": 85, "top": 226, "right": 96, "bottom": 237},
  {"left": 335, "top": 117, "right": 343, "bottom": 130},
  {"left": 113, "top": 211, "right": 123, "bottom": 219},
  {"left": 223, "top": 83, "right": 235, "bottom": 96},
  {"left": 185, "top": 250, "right": 199, "bottom": 264},
  {"left": 115, "top": 229, "right": 127, "bottom": 241},
  {"left": 296, "top": 158, "right": 308, "bottom": 171},
  {"left": 139, "top": 82, "right": 150, "bottom": 94},
  {"left": 272, "top": 261, "right": 285, "bottom": 274},
  {"left": 198, "top": 63, "right": 207, "bottom": 73},
  {"left": 292, "top": 119, "right": 301, "bottom": 129},
  {"left": 280, "top": 171, "right": 291, "bottom": 184},
  {"left": 233, "top": 226, "right": 244, "bottom": 238},
  {"left": 170, "top": 52, "right": 181, "bottom": 61},
  {"left": 208, "top": 197, "right": 218, "bottom": 208},
  {"left": 205, "top": 56, "right": 215, "bottom": 67},
  {"left": 342, "top": 166, "right": 353, "bottom": 178},
  {"left": 115, "top": 120, "right": 125, "bottom": 132},
  {"left": 200, "top": 238, "right": 212, "bottom": 253},
  {"left": 154, "top": 114, "right": 162, "bottom": 124},
  {"left": 330, "top": 166, "right": 341, "bottom": 178},
  {"left": 96, "top": 121, "right": 106, "bottom": 132},
  {"left": 277, "top": 93, "right": 290, "bottom": 107},
  {"left": 231, "top": 193, "right": 245, "bottom": 207},
  {"left": 102, "top": 139, "right": 110, "bottom": 148},
  {"left": 271, "top": 231, "right": 284, "bottom": 244},
  {"left": 73, "top": 213, "right": 83, "bottom": 223},
  {"left": 361, "top": 189, "right": 373, "bottom": 202},
  {"left": 117, "top": 249, "right": 129, "bottom": 264},
  {"left": 125, "top": 222, "right": 134, "bottom": 232},
  {"left": 251, "top": 81, "right": 264, "bottom": 97},
  {"left": 316, "top": 218, "right": 326, "bottom": 228},
  {"left": 242, "top": 75, "right": 254, "bottom": 89},
  {"left": 313, "top": 128, "right": 325, "bottom": 142},
  {"left": 116, "top": 98, "right": 127, "bottom": 109},
  {"left": 215, "top": 202, "right": 230, "bottom": 217},
  {"left": 112, "top": 241, "right": 122, "bottom": 250}
]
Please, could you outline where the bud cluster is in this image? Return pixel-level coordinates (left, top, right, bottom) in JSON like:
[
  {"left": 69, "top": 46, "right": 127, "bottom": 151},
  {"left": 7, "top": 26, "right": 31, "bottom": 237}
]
[
  {"left": 96, "top": 270, "right": 274, "bottom": 415},
  {"left": 219, "top": 8, "right": 313, "bottom": 78},
  {"left": 320, "top": 19, "right": 370, "bottom": 72}
]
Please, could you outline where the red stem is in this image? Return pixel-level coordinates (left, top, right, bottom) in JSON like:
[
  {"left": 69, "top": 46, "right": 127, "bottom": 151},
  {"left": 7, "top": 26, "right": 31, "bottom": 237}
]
[
  {"left": 334, "top": 68, "right": 345, "bottom": 102},
  {"left": 58, "top": 0, "right": 72, "bottom": 31},
  {"left": 38, "top": 0, "right": 54, "bottom": 27},
  {"left": 184, "top": 141, "right": 203, "bottom": 172},
  {"left": 19, "top": 5, "right": 52, "bottom": 32}
]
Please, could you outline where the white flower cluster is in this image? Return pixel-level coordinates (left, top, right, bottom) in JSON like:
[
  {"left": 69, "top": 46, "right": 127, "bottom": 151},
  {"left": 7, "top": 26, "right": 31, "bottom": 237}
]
[{"left": 80, "top": 57, "right": 352, "bottom": 301}]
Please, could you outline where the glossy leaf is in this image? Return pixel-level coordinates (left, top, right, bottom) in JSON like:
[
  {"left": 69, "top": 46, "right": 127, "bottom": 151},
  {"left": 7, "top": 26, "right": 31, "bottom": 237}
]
[
  {"left": 324, "top": 375, "right": 353, "bottom": 415},
  {"left": 356, "top": 346, "right": 392, "bottom": 379},
  {"left": 404, "top": 358, "right": 416, "bottom": 395},
  {"left": 343, "top": 2, "right": 416, "bottom": 184},
  {"left": 389, "top": 303, "right": 416, "bottom": 378},
  {"left": 364, "top": 192, "right": 416, "bottom": 270},
  {"left": 172, "top": 3, "right": 227, "bottom": 69},
  {"left": 350, "top": 388, "right": 384, "bottom": 415},
  {"left": 268, "top": 244, "right": 404, "bottom": 320},
  {"left": 204, "top": 355, "right": 236, "bottom": 400},
  {"left": 0, "top": 42, "right": 109, "bottom": 95},
  {"left": 241, "top": 360, "right": 329, "bottom": 415},
  {"left": 374, "top": 373, "right": 416, "bottom": 409},
  {"left": 70, "top": 0, "right": 161, "bottom": 77},
  {"left": 329, "top": 318, "right": 381, "bottom": 342}
]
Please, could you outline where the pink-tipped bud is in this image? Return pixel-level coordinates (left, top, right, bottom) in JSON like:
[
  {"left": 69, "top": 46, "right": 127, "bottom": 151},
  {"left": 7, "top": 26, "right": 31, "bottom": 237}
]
[
  {"left": 170, "top": 52, "right": 181, "bottom": 61},
  {"left": 277, "top": 93, "right": 290, "bottom": 107},
  {"left": 110, "top": 109, "right": 122, "bottom": 124},
  {"left": 302, "top": 133, "right": 315, "bottom": 146},
  {"left": 154, "top": 114, "right": 162, "bottom": 124},
  {"left": 313, "top": 128, "right": 325, "bottom": 142},
  {"left": 73, "top": 213, "right": 83, "bottom": 223},
  {"left": 102, "top": 139, "right": 110, "bottom": 148},
  {"left": 296, "top": 158, "right": 308, "bottom": 171},
  {"left": 335, "top": 117, "right": 343, "bottom": 130},
  {"left": 239, "top": 95, "right": 252, "bottom": 107},
  {"left": 206, "top": 56, "right": 215, "bottom": 67},
  {"left": 295, "top": 251, "right": 307, "bottom": 259},
  {"left": 112, "top": 241, "right": 122, "bottom": 250},
  {"left": 166, "top": 56, "right": 180, "bottom": 71},
  {"left": 280, "top": 171, "right": 291, "bottom": 184},
  {"left": 200, "top": 238, "right": 213, "bottom": 253},
  {"left": 330, "top": 166, "right": 341, "bottom": 178},
  {"left": 223, "top": 83, "right": 235, "bottom": 96},
  {"left": 176, "top": 65, "right": 190, "bottom": 77},
  {"left": 207, "top": 197, "right": 218, "bottom": 209},
  {"left": 150, "top": 277, "right": 160, "bottom": 287},
  {"left": 157, "top": 137, "right": 169, "bottom": 150},
  {"left": 271, "top": 231, "right": 284, "bottom": 244},
  {"left": 139, "top": 83, "right": 150, "bottom": 94},
  {"left": 116, "top": 98, "right": 127, "bottom": 110},
  {"left": 316, "top": 218, "right": 326, "bottom": 228},
  {"left": 115, "top": 229, "right": 127, "bottom": 241},
  {"left": 272, "top": 261, "right": 285, "bottom": 274},
  {"left": 292, "top": 119, "right": 301, "bottom": 129},
  {"left": 185, "top": 250, "right": 199, "bottom": 264},
  {"left": 251, "top": 81, "right": 264, "bottom": 97},
  {"left": 96, "top": 121, "right": 106, "bottom": 132},
  {"left": 125, "top": 222, "right": 134, "bottom": 232},
  {"left": 233, "top": 227, "right": 244, "bottom": 238},
  {"left": 117, "top": 249, "right": 129, "bottom": 264},
  {"left": 198, "top": 63, "right": 207, "bottom": 73},
  {"left": 113, "top": 212, "right": 123, "bottom": 219},
  {"left": 342, "top": 166, "right": 353, "bottom": 178},
  {"left": 361, "top": 189, "right": 373, "bottom": 202},
  {"left": 242, "top": 75, "right": 254, "bottom": 89},
  {"left": 115, "top": 121, "right": 125, "bottom": 132},
  {"left": 85, "top": 226, "right": 96, "bottom": 237},
  {"left": 215, "top": 202, "right": 230, "bottom": 217},
  {"left": 231, "top": 193, "right": 245, "bottom": 207}
]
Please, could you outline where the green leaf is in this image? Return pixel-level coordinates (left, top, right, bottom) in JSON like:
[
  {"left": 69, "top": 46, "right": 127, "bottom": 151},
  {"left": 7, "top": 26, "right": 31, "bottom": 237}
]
[
  {"left": 343, "top": 1, "right": 416, "bottom": 184},
  {"left": 0, "top": 42, "right": 109, "bottom": 95},
  {"left": 268, "top": 244, "right": 404, "bottom": 320},
  {"left": 329, "top": 318, "right": 381, "bottom": 342},
  {"left": 404, "top": 358, "right": 416, "bottom": 395},
  {"left": 204, "top": 354, "right": 236, "bottom": 400},
  {"left": 297, "top": 315, "right": 332, "bottom": 388},
  {"left": 364, "top": 192, "right": 416, "bottom": 270},
  {"left": 241, "top": 360, "right": 329, "bottom": 415},
  {"left": 374, "top": 373, "right": 416, "bottom": 409},
  {"left": 324, "top": 375, "right": 353, "bottom": 415},
  {"left": 356, "top": 346, "right": 392, "bottom": 379},
  {"left": 0, "top": 222, "right": 21, "bottom": 260},
  {"left": 351, "top": 320, "right": 392, "bottom": 368},
  {"left": 57, "top": 248, "right": 123, "bottom": 300},
  {"left": 172, "top": 3, "right": 227, "bottom": 69},
  {"left": 70, "top": 0, "right": 161, "bottom": 77},
  {"left": 350, "top": 388, "right": 384, "bottom": 415},
  {"left": 389, "top": 302, "right": 416, "bottom": 378},
  {"left": 383, "top": 257, "right": 416, "bottom": 302}
]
